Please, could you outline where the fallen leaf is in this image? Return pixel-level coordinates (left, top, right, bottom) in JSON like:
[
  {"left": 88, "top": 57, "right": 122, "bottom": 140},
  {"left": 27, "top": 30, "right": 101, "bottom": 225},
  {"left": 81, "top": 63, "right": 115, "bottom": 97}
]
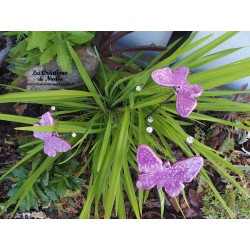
[
  {"left": 170, "top": 197, "right": 179, "bottom": 213},
  {"left": 184, "top": 207, "right": 198, "bottom": 218},
  {"left": 15, "top": 104, "right": 27, "bottom": 116},
  {"left": 180, "top": 198, "right": 189, "bottom": 209},
  {"left": 188, "top": 188, "right": 200, "bottom": 208}
]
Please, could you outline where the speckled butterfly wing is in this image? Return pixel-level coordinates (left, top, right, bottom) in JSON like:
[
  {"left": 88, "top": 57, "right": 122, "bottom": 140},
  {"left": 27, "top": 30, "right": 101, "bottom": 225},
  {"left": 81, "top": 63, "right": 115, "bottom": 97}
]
[
  {"left": 151, "top": 66, "right": 189, "bottom": 87},
  {"left": 172, "top": 66, "right": 189, "bottom": 84},
  {"left": 33, "top": 112, "right": 71, "bottom": 157},
  {"left": 176, "top": 84, "right": 203, "bottom": 117},
  {"left": 44, "top": 136, "right": 71, "bottom": 157},
  {"left": 163, "top": 156, "right": 204, "bottom": 196},
  {"left": 151, "top": 67, "right": 175, "bottom": 87},
  {"left": 33, "top": 112, "right": 53, "bottom": 140},
  {"left": 136, "top": 144, "right": 165, "bottom": 189},
  {"left": 151, "top": 66, "right": 203, "bottom": 117},
  {"left": 136, "top": 144, "right": 204, "bottom": 197}
]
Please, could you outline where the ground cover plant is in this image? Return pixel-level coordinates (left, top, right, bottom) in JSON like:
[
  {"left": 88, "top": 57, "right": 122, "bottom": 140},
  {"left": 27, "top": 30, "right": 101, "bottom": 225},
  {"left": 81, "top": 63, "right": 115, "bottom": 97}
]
[{"left": 0, "top": 31, "right": 250, "bottom": 218}]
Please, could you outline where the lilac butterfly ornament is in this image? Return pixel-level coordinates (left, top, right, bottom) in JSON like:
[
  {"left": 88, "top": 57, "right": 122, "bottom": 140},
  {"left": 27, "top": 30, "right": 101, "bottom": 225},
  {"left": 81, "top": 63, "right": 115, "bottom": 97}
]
[
  {"left": 136, "top": 144, "right": 203, "bottom": 197},
  {"left": 151, "top": 66, "right": 203, "bottom": 117},
  {"left": 33, "top": 112, "right": 71, "bottom": 157}
]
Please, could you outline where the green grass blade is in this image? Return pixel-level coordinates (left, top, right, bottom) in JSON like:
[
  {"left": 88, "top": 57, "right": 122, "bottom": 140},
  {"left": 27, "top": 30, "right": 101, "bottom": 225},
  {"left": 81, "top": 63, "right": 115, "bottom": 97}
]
[
  {"left": 175, "top": 32, "right": 238, "bottom": 67},
  {"left": 123, "top": 157, "right": 140, "bottom": 219},
  {"left": 0, "top": 114, "right": 38, "bottom": 124},
  {"left": 15, "top": 125, "right": 85, "bottom": 133},
  {"left": 186, "top": 47, "right": 242, "bottom": 70},
  {"left": 200, "top": 168, "right": 235, "bottom": 218},
  {"left": 188, "top": 60, "right": 250, "bottom": 84},
  {"left": 152, "top": 33, "right": 214, "bottom": 71},
  {"left": 79, "top": 132, "right": 118, "bottom": 218},
  {"left": 116, "top": 182, "right": 126, "bottom": 219},
  {"left": 0, "top": 90, "right": 98, "bottom": 103},
  {"left": 158, "top": 188, "right": 165, "bottom": 218},
  {"left": 0, "top": 143, "right": 43, "bottom": 182},
  {"left": 202, "top": 90, "right": 250, "bottom": 96},
  {"left": 66, "top": 42, "right": 106, "bottom": 114},
  {"left": 138, "top": 189, "right": 143, "bottom": 216},
  {"left": 104, "top": 109, "right": 130, "bottom": 218},
  {"left": 97, "top": 114, "right": 112, "bottom": 172}
]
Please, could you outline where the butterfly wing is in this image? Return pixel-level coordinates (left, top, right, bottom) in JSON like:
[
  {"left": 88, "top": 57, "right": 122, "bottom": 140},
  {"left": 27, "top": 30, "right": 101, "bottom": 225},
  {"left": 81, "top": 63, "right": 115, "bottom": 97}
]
[
  {"left": 137, "top": 171, "right": 169, "bottom": 190},
  {"left": 136, "top": 144, "right": 164, "bottom": 189},
  {"left": 33, "top": 112, "right": 54, "bottom": 140},
  {"left": 189, "top": 84, "right": 203, "bottom": 97},
  {"left": 44, "top": 136, "right": 71, "bottom": 157},
  {"left": 176, "top": 84, "right": 203, "bottom": 117},
  {"left": 33, "top": 124, "right": 52, "bottom": 140},
  {"left": 137, "top": 144, "right": 163, "bottom": 173},
  {"left": 163, "top": 156, "right": 203, "bottom": 197},
  {"left": 151, "top": 67, "right": 175, "bottom": 87},
  {"left": 172, "top": 66, "right": 189, "bottom": 83},
  {"left": 40, "top": 112, "right": 54, "bottom": 126}
]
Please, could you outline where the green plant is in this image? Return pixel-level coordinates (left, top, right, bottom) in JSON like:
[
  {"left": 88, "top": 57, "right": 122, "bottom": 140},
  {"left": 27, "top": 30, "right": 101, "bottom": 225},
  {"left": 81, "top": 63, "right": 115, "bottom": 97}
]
[
  {"left": 201, "top": 186, "right": 250, "bottom": 219},
  {"left": 4, "top": 31, "right": 94, "bottom": 74},
  {"left": 1, "top": 31, "right": 250, "bottom": 218},
  {"left": 1, "top": 150, "right": 85, "bottom": 213}
]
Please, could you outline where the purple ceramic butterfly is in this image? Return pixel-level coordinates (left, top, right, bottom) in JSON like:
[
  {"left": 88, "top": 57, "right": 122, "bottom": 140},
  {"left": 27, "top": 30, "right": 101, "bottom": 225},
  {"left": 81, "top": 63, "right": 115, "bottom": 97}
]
[
  {"left": 136, "top": 144, "right": 203, "bottom": 197},
  {"left": 33, "top": 112, "right": 71, "bottom": 157},
  {"left": 151, "top": 66, "right": 203, "bottom": 117}
]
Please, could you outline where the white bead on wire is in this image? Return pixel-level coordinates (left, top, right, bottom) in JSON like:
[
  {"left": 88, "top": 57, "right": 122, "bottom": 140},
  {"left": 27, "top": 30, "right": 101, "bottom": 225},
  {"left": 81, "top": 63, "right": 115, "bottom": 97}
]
[
  {"left": 148, "top": 117, "right": 154, "bottom": 123},
  {"left": 136, "top": 85, "right": 142, "bottom": 91},
  {"left": 187, "top": 136, "right": 194, "bottom": 144},
  {"left": 146, "top": 127, "right": 153, "bottom": 133}
]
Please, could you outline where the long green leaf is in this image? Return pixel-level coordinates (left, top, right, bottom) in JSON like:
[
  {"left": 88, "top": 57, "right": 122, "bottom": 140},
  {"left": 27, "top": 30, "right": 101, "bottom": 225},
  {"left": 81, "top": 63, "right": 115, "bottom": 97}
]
[
  {"left": 66, "top": 42, "right": 106, "bottom": 114},
  {"left": 97, "top": 114, "right": 112, "bottom": 172},
  {"left": 175, "top": 32, "right": 238, "bottom": 67},
  {"left": 104, "top": 109, "right": 130, "bottom": 218},
  {"left": 123, "top": 157, "right": 140, "bottom": 219},
  {"left": 200, "top": 169, "right": 235, "bottom": 218}
]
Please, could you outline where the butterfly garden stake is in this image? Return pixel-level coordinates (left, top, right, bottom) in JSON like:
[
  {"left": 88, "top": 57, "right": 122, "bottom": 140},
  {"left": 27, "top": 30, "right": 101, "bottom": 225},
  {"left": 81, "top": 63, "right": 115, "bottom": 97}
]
[
  {"left": 151, "top": 66, "right": 203, "bottom": 118},
  {"left": 136, "top": 144, "right": 203, "bottom": 197},
  {"left": 33, "top": 111, "right": 71, "bottom": 157}
]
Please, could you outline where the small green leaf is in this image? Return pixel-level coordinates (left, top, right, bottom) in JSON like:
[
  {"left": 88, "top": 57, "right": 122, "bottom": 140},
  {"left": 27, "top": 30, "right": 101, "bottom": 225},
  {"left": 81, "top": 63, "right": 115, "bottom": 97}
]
[
  {"left": 56, "top": 43, "right": 72, "bottom": 72},
  {"left": 41, "top": 170, "right": 49, "bottom": 186},
  {"left": 35, "top": 184, "right": 49, "bottom": 201},
  {"left": 26, "top": 31, "right": 55, "bottom": 52},
  {"left": 12, "top": 168, "right": 29, "bottom": 179},
  {"left": 67, "top": 31, "right": 94, "bottom": 44},
  {"left": 67, "top": 197, "right": 76, "bottom": 207},
  {"left": 45, "top": 188, "right": 58, "bottom": 201},
  {"left": 40, "top": 45, "right": 57, "bottom": 65},
  {"left": 32, "top": 154, "right": 43, "bottom": 170},
  {"left": 57, "top": 180, "right": 67, "bottom": 197}
]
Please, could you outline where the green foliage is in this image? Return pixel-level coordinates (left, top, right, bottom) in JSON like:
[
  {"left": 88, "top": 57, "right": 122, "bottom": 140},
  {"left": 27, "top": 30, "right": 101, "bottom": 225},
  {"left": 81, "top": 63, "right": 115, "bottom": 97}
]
[
  {"left": 5, "top": 31, "right": 95, "bottom": 74},
  {"left": 201, "top": 187, "right": 250, "bottom": 219},
  {"left": 1, "top": 31, "right": 250, "bottom": 218},
  {"left": 3, "top": 151, "right": 85, "bottom": 212}
]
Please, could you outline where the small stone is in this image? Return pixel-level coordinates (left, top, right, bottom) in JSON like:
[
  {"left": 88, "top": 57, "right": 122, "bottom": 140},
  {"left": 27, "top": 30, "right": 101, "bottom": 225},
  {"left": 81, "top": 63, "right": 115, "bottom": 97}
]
[
  {"left": 146, "top": 127, "right": 153, "bottom": 133},
  {"left": 25, "top": 46, "right": 99, "bottom": 91},
  {"left": 136, "top": 85, "right": 142, "bottom": 91},
  {"left": 72, "top": 133, "right": 76, "bottom": 137},
  {"left": 187, "top": 136, "right": 194, "bottom": 144},
  {"left": 51, "top": 106, "right": 56, "bottom": 111},
  {"left": 0, "top": 33, "right": 12, "bottom": 67},
  {"left": 148, "top": 117, "right": 154, "bottom": 123}
]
